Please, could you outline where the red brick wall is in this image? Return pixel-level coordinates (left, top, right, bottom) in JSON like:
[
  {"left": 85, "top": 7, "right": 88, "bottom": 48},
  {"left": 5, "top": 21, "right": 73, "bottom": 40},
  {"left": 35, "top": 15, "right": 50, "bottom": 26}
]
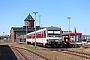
[{"left": 24, "top": 21, "right": 34, "bottom": 27}]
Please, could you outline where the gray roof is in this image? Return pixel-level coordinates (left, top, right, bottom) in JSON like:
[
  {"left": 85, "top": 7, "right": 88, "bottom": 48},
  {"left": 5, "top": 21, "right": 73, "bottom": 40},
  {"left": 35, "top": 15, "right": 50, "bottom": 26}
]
[
  {"left": 41, "top": 26, "right": 62, "bottom": 31},
  {"left": 11, "top": 26, "right": 45, "bottom": 32},
  {"left": 24, "top": 13, "right": 34, "bottom": 21},
  {"left": 11, "top": 26, "right": 62, "bottom": 32},
  {"left": 11, "top": 27, "right": 35, "bottom": 31}
]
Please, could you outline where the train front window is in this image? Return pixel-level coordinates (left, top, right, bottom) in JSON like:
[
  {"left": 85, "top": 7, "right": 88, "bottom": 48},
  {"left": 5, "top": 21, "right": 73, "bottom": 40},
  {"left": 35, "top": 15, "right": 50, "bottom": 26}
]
[{"left": 47, "top": 31, "right": 60, "bottom": 37}]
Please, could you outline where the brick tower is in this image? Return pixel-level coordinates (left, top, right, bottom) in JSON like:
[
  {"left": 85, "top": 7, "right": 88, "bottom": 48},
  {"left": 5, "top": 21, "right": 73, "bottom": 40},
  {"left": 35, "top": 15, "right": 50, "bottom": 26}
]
[{"left": 24, "top": 13, "right": 34, "bottom": 27}]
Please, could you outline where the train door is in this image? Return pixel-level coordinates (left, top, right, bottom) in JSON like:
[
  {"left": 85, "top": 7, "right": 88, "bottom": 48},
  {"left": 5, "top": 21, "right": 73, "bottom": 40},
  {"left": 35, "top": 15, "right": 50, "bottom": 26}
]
[{"left": 62, "top": 36, "right": 70, "bottom": 48}]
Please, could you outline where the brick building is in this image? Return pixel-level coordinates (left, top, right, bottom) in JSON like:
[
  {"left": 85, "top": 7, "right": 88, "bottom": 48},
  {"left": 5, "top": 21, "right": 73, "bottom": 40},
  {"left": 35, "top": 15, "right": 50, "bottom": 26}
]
[{"left": 10, "top": 13, "right": 41, "bottom": 42}]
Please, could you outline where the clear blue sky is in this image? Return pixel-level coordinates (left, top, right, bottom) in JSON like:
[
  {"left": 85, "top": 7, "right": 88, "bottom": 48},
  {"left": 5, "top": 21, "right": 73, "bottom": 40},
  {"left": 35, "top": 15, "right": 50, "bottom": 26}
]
[{"left": 0, "top": 0, "right": 90, "bottom": 35}]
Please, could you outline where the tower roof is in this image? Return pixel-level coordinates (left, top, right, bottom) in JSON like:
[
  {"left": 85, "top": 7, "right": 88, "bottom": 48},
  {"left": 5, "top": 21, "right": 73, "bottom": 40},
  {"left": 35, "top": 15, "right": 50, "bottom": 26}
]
[{"left": 24, "top": 13, "right": 34, "bottom": 21}]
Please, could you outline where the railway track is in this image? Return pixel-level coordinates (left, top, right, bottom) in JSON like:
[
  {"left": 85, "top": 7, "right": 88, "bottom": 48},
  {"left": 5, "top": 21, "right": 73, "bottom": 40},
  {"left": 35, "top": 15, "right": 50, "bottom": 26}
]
[
  {"left": 11, "top": 46, "right": 51, "bottom": 60},
  {"left": 13, "top": 44, "right": 90, "bottom": 60},
  {"left": 49, "top": 48, "right": 90, "bottom": 60},
  {"left": 61, "top": 50, "right": 90, "bottom": 60},
  {"left": 11, "top": 47, "right": 30, "bottom": 60}
]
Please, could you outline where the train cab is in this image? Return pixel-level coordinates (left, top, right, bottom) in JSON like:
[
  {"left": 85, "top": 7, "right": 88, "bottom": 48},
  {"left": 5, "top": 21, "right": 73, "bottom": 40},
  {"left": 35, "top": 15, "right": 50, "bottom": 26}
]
[{"left": 62, "top": 32, "right": 82, "bottom": 48}]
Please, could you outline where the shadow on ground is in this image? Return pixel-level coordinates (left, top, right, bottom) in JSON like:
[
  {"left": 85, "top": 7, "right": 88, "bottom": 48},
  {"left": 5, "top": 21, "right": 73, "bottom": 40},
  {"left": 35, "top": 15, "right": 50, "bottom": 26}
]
[{"left": 0, "top": 45, "right": 18, "bottom": 60}]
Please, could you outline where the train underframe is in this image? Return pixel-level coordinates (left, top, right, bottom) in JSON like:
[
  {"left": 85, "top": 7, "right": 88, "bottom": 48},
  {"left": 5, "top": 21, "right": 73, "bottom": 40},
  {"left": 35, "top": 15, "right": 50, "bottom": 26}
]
[
  {"left": 26, "top": 41, "right": 70, "bottom": 48},
  {"left": 45, "top": 42, "right": 61, "bottom": 48},
  {"left": 26, "top": 41, "right": 61, "bottom": 48}
]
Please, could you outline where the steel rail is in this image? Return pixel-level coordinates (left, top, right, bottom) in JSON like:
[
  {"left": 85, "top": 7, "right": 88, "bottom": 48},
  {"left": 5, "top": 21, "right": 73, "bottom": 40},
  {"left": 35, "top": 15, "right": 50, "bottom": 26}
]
[
  {"left": 48, "top": 48, "right": 90, "bottom": 59},
  {"left": 10, "top": 46, "right": 51, "bottom": 60},
  {"left": 59, "top": 49, "right": 90, "bottom": 59},
  {"left": 62, "top": 51, "right": 90, "bottom": 59},
  {"left": 11, "top": 47, "right": 30, "bottom": 60}
]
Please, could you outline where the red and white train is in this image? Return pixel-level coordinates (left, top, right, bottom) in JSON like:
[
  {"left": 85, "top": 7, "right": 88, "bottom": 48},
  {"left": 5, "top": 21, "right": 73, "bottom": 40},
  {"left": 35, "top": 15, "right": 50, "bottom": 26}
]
[{"left": 26, "top": 27, "right": 62, "bottom": 47}]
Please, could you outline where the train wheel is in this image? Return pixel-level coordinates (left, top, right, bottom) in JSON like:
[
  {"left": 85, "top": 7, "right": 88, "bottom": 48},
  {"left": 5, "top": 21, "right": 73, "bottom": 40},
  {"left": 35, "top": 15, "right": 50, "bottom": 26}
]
[
  {"left": 27, "top": 42, "right": 31, "bottom": 45},
  {"left": 31, "top": 42, "right": 33, "bottom": 45},
  {"left": 44, "top": 44, "right": 47, "bottom": 48}
]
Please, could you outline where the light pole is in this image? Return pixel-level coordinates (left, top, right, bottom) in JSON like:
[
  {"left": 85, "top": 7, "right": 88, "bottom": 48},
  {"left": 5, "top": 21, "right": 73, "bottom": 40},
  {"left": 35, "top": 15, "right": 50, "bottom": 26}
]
[
  {"left": 26, "top": 22, "right": 27, "bottom": 42},
  {"left": 33, "top": 12, "right": 38, "bottom": 48},
  {"left": 67, "top": 17, "right": 71, "bottom": 39},
  {"left": 3, "top": 32, "right": 5, "bottom": 41},
  {"left": 40, "top": 24, "right": 43, "bottom": 29},
  {"left": 74, "top": 27, "right": 77, "bottom": 48},
  {"left": 85, "top": 29, "right": 86, "bottom": 39},
  {"left": 39, "top": 15, "right": 41, "bottom": 29},
  {"left": 60, "top": 26, "right": 62, "bottom": 40},
  {"left": 60, "top": 26, "right": 62, "bottom": 37}
]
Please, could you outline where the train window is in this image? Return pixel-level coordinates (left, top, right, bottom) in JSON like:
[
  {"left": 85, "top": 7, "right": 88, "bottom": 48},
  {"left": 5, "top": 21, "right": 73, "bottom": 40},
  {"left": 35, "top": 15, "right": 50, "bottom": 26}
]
[
  {"left": 36, "top": 33, "right": 39, "bottom": 38},
  {"left": 48, "top": 31, "right": 53, "bottom": 33},
  {"left": 44, "top": 31, "right": 46, "bottom": 37},
  {"left": 87, "top": 39, "right": 90, "bottom": 42},
  {"left": 39, "top": 32, "right": 40, "bottom": 36},
  {"left": 32, "top": 34, "right": 35, "bottom": 38},
  {"left": 34, "top": 34, "right": 35, "bottom": 38},
  {"left": 37, "top": 32, "right": 41, "bottom": 38},
  {"left": 82, "top": 39, "right": 86, "bottom": 41},
  {"left": 47, "top": 31, "right": 60, "bottom": 37},
  {"left": 78, "top": 35, "right": 82, "bottom": 41},
  {"left": 27, "top": 35, "right": 30, "bottom": 39},
  {"left": 42, "top": 31, "right": 43, "bottom": 37},
  {"left": 53, "top": 31, "right": 60, "bottom": 34},
  {"left": 30, "top": 34, "right": 32, "bottom": 38},
  {"left": 36, "top": 33, "right": 38, "bottom": 38}
]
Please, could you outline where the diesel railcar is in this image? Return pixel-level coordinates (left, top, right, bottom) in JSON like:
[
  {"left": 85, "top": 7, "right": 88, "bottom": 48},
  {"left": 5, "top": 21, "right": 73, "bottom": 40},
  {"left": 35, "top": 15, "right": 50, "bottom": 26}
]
[{"left": 26, "top": 27, "right": 63, "bottom": 47}]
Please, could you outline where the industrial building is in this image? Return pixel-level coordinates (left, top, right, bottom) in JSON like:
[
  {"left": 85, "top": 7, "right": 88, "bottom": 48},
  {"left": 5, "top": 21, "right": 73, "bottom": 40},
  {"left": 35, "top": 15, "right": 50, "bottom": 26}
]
[{"left": 10, "top": 13, "right": 42, "bottom": 42}]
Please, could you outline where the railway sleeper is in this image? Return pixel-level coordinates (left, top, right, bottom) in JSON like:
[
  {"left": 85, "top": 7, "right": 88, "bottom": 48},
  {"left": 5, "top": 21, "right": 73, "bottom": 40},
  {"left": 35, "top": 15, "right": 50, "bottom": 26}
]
[
  {"left": 63, "top": 51, "right": 90, "bottom": 59},
  {"left": 11, "top": 46, "right": 51, "bottom": 60},
  {"left": 67, "top": 50, "right": 90, "bottom": 56}
]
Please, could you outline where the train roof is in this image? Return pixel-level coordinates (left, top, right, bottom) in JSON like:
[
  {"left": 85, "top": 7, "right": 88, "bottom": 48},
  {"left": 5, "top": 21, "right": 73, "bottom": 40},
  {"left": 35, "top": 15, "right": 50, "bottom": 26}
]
[
  {"left": 26, "top": 26, "right": 61, "bottom": 35},
  {"left": 46, "top": 26, "right": 61, "bottom": 30},
  {"left": 62, "top": 32, "right": 82, "bottom": 36}
]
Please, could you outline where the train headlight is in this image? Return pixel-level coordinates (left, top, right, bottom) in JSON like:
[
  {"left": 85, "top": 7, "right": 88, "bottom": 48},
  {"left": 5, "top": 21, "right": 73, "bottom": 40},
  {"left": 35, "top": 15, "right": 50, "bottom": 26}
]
[
  {"left": 55, "top": 40, "right": 58, "bottom": 42},
  {"left": 47, "top": 39, "right": 48, "bottom": 42}
]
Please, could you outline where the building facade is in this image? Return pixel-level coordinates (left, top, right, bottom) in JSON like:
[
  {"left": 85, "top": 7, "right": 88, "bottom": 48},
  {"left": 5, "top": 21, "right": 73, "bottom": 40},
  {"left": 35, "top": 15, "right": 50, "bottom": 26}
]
[{"left": 10, "top": 13, "right": 40, "bottom": 42}]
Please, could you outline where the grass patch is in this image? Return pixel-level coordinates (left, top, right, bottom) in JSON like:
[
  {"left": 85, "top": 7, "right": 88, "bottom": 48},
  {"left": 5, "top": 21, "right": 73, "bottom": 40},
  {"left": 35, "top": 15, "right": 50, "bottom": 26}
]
[
  {"left": 19, "top": 44, "right": 40, "bottom": 51},
  {"left": 19, "top": 44, "right": 78, "bottom": 60}
]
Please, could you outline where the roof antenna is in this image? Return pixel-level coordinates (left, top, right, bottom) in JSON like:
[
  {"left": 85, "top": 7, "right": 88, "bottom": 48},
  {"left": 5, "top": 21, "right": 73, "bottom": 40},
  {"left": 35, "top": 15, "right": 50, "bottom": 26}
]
[{"left": 29, "top": 13, "right": 30, "bottom": 15}]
